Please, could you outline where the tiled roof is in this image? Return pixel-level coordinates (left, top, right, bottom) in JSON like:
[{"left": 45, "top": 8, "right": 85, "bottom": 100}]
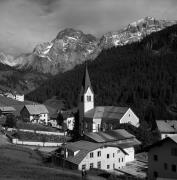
[
  {"left": 85, "top": 129, "right": 134, "bottom": 143},
  {"left": 117, "top": 138, "right": 141, "bottom": 148},
  {"left": 0, "top": 106, "right": 16, "bottom": 112},
  {"left": 170, "top": 135, "right": 177, "bottom": 144},
  {"left": 85, "top": 106, "right": 129, "bottom": 120},
  {"left": 65, "top": 141, "right": 104, "bottom": 165},
  {"left": 156, "top": 120, "right": 177, "bottom": 133},
  {"left": 147, "top": 135, "right": 177, "bottom": 150},
  {"left": 24, "top": 104, "right": 49, "bottom": 115},
  {"left": 107, "top": 129, "right": 135, "bottom": 140}
]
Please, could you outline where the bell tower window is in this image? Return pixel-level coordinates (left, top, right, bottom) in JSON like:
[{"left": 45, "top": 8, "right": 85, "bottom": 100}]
[{"left": 87, "top": 96, "right": 91, "bottom": 102}]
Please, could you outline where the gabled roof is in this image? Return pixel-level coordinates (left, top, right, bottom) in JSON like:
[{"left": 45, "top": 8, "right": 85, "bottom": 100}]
[
  {"left": 0, "top": 106, "right": 16, "bottom": 112},
  {"left": 147, "top": 135, "right": 177, "bottom": 150},
  {"left": 23, "top": 104, "right": 49, "bottom": 115},
  {"left": 80, "top": 65, "right": 93, "bottom": 94},
  {"left": 85, "top": 106, "right": 129, "bottom": 120},
  {"left": 65, "top": 140, "right": 127, "bottom": 165},
  {"left": 156, "top": 120, "right": 177, "bottom": 133}
]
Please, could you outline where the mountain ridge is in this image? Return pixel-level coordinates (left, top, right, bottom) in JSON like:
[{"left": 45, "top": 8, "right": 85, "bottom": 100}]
[{"left": 1, "top": 17, "right": 176, "bottom": 75}]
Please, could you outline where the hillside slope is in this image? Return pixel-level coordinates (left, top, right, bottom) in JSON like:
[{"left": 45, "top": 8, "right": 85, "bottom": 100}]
[{"left": 0, "top": 62, "right": 49, "bottom": 94}]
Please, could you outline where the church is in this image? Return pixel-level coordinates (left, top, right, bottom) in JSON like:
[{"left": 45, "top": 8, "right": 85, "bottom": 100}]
[{"left": 78, "top": 66, "right": 140, "bottom": 135}]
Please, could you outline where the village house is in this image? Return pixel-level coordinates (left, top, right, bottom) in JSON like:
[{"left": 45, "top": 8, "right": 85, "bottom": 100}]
[
  {"left": 62, "top": 110, "right": 75, "bottom": 131},
  {"left": 0, "top": 106, "right": 16, "bottom": 116},
  {"left": 4, "top": 92, "right": 24, "bottom": 102},
  {"left": 59, "top": 140, "right": 127, "bottom": 171},
  {"left": 47, "top": 108, "right": 75, "bottom": 130},
  {"left": 156, "top": 120, "right": 177, "bottom": 139},
  {"left": 148, "top": 135, "right": 177, "bottom": 180},
  {"left": 83, "top": 129, "right": 141, "bottom": 163},
  {"left": 20, "top": 104, "right": 49, "bottom": 124},
  {"left": 78, "top": 66, "right": 139, "bottom": 135}
]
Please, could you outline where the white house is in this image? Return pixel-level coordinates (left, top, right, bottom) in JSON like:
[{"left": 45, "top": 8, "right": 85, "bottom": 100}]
[
  {"left": 148, "top": 135, "right": 177, "bottom": 180},
  {"left": 4, "top": 92, "right": 24, "bottom": 102},
  {"left": 20, "top": 104, "right": 49, "bottom": 124},
  {"left": 156, "top": 120, "right": 177, "bottom": 139},
  {"left": 83, "top": 129, "right": 141, "bottom": 163},
  {"left": 78, "top": 66, "right": 139, "bottom": 135},
  {"left": 61, "top": 140, "right": 127, "bottom": 171}
]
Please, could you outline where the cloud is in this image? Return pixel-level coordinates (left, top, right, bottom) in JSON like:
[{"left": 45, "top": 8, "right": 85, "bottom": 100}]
[{"left": 0, "top": 0, "right": 177, "bottom": 55}]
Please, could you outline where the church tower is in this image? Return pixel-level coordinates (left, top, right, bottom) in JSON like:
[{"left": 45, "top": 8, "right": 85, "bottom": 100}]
[{"left": 78, "top": 65, "right": 94, "bottom": 135}]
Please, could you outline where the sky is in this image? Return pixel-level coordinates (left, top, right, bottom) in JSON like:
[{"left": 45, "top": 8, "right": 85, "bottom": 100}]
[{"left": 0, "top": 0, "right": 177, "bottom": 56}]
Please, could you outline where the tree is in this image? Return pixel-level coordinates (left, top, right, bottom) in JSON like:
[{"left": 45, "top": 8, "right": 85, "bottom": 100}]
[
  {"left": 71, "top": 110, "right": 80, "bottom": 140},
  {"left": 56, "top": 112, "right": 64, "bottom": 126},
  {"left": 5, "top": 114, "right": 16, "bottom": 128}
]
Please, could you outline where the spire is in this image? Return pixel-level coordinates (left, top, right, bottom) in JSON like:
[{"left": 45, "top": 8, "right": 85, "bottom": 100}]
[{"left": 81, "top": 64, "right": 93, "bottom": 93}]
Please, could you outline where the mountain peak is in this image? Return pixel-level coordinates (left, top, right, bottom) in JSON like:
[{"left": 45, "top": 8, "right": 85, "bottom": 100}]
[{"left": 56, "top": 28, "right": 84, "bottom": 40}]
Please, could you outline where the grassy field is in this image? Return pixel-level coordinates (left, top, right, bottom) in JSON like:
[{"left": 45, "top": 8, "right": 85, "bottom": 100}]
[{"left": 0, "top": 145, "right": 107, "bottom": 180}]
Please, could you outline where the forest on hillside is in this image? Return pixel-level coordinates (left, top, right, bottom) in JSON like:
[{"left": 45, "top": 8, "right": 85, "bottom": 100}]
[{"left": 26, "top": 24, "right": 177, "bottom": 129}]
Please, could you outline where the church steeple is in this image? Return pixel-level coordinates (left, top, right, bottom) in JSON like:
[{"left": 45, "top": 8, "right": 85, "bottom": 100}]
[
  {"left": 78, "top": 64, "right": 94, "bottom": 135},
  {"left": 80, "top": 64, "right": 93, "bottom": 94}
]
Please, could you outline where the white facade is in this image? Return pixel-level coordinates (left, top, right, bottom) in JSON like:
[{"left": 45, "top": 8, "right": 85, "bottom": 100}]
[
  {"left": 120, "top": 108, "right": 140, "bottom": 128},
  {"left": 15, "top": 94, "right": 24, "bottom": 102},
  {"left": 76, "top": 147, "right": 126, "bottom": 171},
  {"left": 66, "top": 117, "right": 75, "bottom": 130},
  {"left": 148, "top": 139, "right": 177, "bottom": 180},
  {"left": 124, "top": 147, "right": 135, "bottom": 162},
  {"left": 84, "top": 87, "right": 94, "bottom": 113},
  {"left": 30, "top": 113, "right": 48, "bottom": 124}
]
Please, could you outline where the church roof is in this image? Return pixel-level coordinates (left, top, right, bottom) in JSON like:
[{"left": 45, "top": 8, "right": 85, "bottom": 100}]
[
  {"left": 80, "top": 65, "right": 93, "bottom": 94},
  {"left": 85, "top": 106, "right": 129, "bottom": 120},
  {"left": 84, "top": 129, "right": 135, "bottom": 143}
]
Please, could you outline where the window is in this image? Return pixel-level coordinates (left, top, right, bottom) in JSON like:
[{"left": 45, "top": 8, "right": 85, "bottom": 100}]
[
  {"left": 113, "top": 153, "right": 115, "bottom": 158},
  {"left": 122, "top": 158, "right": 124, "bottom": 162},
  {"left": 164, "top": 163, "right": 168, "bottom": 170},
  {"left": 97, "top": 161, "right": 101, "bottom": 169},
  {"left": 87, "top": 96, "right": 91, "bottom": 102},
  {"left": 90, "top": 152, "right": 94, "bottom": 158},
  {"left": 107, "top": 165, "right": 110, "bottom": 169},
  {"left": 154, "top": 155, "right": 158, "bottom": 161},
  {"left": 82, "top": 164, "right": 86, "bottom": 170},
  {"left": 107, "top": 154, "right": 110, "bottom": 159},
  {"left": 90, "top": 163, "right": 93, "bottom": 169},
  {"left": 97, "top": 151, "right": 101, "bottom": 157},
  {"left": 171, "top": 148, "right": 177, "bottom": 156},
  {"left": 153, "top": 171, "right": 158, "bottom": 178},
  {"left": 113, "top": 163, "right": 115, "bottom": 169},
  {"left": 172, "top": 164, "right": 176, "bottom": 172},
  {"left": 118, "top": 158, "right": 120, "bottom": 163}
]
